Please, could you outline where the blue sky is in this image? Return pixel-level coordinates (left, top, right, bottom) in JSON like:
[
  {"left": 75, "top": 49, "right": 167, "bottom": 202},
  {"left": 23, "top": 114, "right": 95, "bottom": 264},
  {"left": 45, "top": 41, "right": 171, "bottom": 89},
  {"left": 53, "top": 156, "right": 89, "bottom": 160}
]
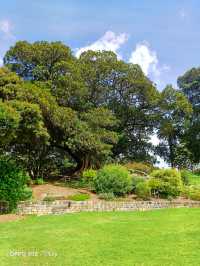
[{"left": 0, "top": 0, "right": 200, "bottom": 89}]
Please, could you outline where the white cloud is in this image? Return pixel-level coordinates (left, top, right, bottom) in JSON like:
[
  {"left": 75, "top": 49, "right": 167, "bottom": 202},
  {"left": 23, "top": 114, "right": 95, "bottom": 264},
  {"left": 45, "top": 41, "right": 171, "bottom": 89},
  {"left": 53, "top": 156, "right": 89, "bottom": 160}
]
[
  {"left": 75, "top": 31, "right": 128, "bottom": 58},
  {"left": 0, "top": 19, "right": 14, "bottom": 39},
  {"left": 129, "top": 42, "right": 159, "bottom": 76},
  {"left": 129, "top": 42, "right": 170, "bottom": 88},
  {"left": 0, "top": 58, "right": 3, "bottom": 66}
]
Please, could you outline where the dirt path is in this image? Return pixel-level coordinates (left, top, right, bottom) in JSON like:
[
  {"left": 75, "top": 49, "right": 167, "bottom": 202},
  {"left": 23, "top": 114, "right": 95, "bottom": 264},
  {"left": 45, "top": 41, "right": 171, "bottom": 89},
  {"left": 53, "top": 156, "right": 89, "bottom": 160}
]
[
  {"left": 32, "top": 183, "right": 98, "bottom": 200},
  {"left": 0, "top": 214, "right": 25, "bottom": 223}
]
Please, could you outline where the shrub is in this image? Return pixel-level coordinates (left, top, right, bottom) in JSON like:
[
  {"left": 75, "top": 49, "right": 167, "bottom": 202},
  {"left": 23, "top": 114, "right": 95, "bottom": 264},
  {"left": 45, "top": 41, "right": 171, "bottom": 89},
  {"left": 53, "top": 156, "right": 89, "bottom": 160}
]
[
  {"left": 98, "top": 192, "right": 115, "bottom": 201},
  {"left": 125, "top": 162, "right": 154, "bottom": 175},
  {"left": 184, "top": 185, "right": 200, "bottom": 201},
  {"left": 148, "top": 178, "right": 163, "bottom": 198},
  {"left": 82, "top": 169, "right": 97, "bottom": 188},
  {"left": 135, "top": 182, "right": 151, "bottom": 200},
  {"left": 0, "top": 157, "right": 31, "bottom": 210},
  {"left": 150, "top": 169, "right": 183, "bottom": 198},
  {"left": 93, "top": 164, "right": 132, "bottom": 196},
  {"left": 180, "top": 170, "right": 190, "bottom": 185},
  {"left": 131, "top": 176, "right": 145, "bottom": 193},
  {"left": 67, "top": 193, "right": 90, "bottom": 201},
  {"left": 21, "top": 185, "right": 33, "bottom": 200},
  {"left": 43, "top": 196, "right": 55, "bottom": 202},
  {"left": 34, "top": 178, "right": 44, "bottom": 185},
  {"left": 82, "top": 169, "right": 97, "bottom": 180}
]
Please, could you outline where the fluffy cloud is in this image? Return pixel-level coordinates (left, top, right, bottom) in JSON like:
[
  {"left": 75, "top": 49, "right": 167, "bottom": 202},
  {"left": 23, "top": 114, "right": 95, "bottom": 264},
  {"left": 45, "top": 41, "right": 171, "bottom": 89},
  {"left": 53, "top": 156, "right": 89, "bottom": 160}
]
[
  {"left": 0, "top": 58, "right": 3, "bottom": 66},
  {"left": 129, "top": 42, "right": 159, "bottom": 76},
  {"left": 75, "top": 31, "right": 128, "bottom": 58},
  {"left": 129, "top": 42, "right": 170, "bottom": 88}
]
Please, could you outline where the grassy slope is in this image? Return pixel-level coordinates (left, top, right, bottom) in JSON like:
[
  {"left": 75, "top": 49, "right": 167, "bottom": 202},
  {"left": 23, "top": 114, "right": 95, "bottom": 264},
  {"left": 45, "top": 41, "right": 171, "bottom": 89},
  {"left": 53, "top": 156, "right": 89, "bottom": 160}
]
[{"left": 0, "top": 209, "right": 200, "bottom": 266}]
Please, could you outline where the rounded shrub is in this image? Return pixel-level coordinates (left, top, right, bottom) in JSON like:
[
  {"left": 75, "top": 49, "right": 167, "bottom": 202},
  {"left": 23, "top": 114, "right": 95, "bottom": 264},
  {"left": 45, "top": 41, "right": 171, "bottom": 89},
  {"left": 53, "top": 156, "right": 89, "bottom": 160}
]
[
  {"left": 184, "top": 185, "right": 200, "bottom": 201},
  {"left": 135, "top": 182, "right": 151, "bottom": 200},
  {"left": 34, "top": 178, "right": 45, "bottom": 185},
  {"left": 98, "top": 192, "right": 115, "bottom": 201},
  {"left": 150, "top": 169, "right": 183, "bottom": 198},
  {"left": 131, "top": 176, "right": 145, "bottom": 193},
  {"left": 93, "top": 164, "right": 132, "bottom": 196},
  {"left": 0, "top": 157, "right": 32, "bottom": 210},
  {"left": 82, "top": 169, "right": 97, "bottom": 182}
]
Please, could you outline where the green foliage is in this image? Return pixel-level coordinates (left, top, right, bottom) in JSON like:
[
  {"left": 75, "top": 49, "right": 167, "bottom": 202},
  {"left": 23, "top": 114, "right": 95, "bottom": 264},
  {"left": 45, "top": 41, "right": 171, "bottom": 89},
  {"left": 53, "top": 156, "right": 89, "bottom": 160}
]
[
  {"left": 135, "top": 182, "right": 151, "bottom": 200},
  {"left": 93, "top": 164, "right": 132, "bottom": 196},
  {"left": 125, "top": 162, "right": 154, "bottom": 175},
  {"left": 178, "top": 68, "right": 200, "bottom": 165},
  {"left": 34, "top": 178, "right": 45, "bottom": 185},
  {"left": 184, "top": 185, "right": 200, "bottom": 201},
  {"left": 82, "top": 169, "right": 97, "bottom": 184},
  {"left": 67, "top": 193, "right": 90, "bottom": 201},
  {"left": 0, "top": 100, "right": 20, "bottom": 145},
  {"left": 149, "top": 169, "right": 183, "bottom": 198},
  {"left": 0, "top": 41, "right": 197, "bottom": 178},
  {"left": 131, "top": 176, "right": 145, "bottom": 193},
  {"left": 180, "top": 170, "right": 190, "bottom": 185},
  {"left": 0, "top": 157, "right": 31, "bottom": 210},
  {"left": 157, "top": 85, "right": 192, "bottom": 167},
  {"left": 43, "top": 196, "right": 55, "bottom": 202},
  {"left": 20, "top": 185, "right": 33, "bottom": 200},
  {"left": 180, "top": 170, "right": 200, "bottom": 186},
  {"left": 98, "top": 192, "right": 116, "bottom": 201}
]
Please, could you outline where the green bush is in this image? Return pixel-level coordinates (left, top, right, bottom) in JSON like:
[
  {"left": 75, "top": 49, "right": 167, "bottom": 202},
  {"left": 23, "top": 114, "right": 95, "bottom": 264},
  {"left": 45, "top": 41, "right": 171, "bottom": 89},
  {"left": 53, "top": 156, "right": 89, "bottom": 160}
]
[
  {"left": 21, "top": 185, "right": 33, "bottom": 200},
  {"left": 149, "top": 169, "right": 183, "bottom": 198},
  {"left": 34, "top": 178, "right": 44, "bottom": 185},
  {"left": 43, "top": 196, "right": 55, "bottom": 202},
  {"left": 82, "top": 169, "right": 97, "bottom": 180},
  {"left": 82, "top": 169, "right": 97, "bottom": 188},
  {"left": 184, "top": 185, "right": 200, "bottom": 201},
  {"left": 0, "top": 157, "right": 31, "bottom": 210},
  {"left": 93, "top": 164, "right": 132, "bottom": 196},
  {"left": 148, "top": 178, "right": 163, "bottom": 198},
  {"left": 135, "top": 182, "right": 151, "bottom": 200},
  {"left": 98, "top": 192, "right": 115, "bottom": 200},
  {"left": 180, "top": 170, "right": 190, "bottom": 185},
  {"left": 125, "top": 162, "right": 154, "bottom": 175},
  {"left": 67, "top": 193, "right": 90, "bottom": 201},
  {"left": 131, "top": 176, "right": 145, "bottom": 193}
]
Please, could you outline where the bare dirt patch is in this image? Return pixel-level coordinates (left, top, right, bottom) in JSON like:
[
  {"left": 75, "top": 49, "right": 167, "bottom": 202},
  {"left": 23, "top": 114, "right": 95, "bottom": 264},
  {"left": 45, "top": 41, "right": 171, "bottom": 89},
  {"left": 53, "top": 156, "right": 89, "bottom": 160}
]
[
  {"left": 0, "top": 214, "right": 25, "bottom": 223},
  {"left": 32, "top": 183, "right": 98, "bottom": 200}
]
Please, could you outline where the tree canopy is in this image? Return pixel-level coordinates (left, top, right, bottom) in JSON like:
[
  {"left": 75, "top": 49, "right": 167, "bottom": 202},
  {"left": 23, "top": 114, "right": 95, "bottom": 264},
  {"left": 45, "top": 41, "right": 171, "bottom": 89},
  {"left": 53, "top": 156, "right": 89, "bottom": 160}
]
[{"left": 0, "top": 40, "right": 195, "bottom": 178}]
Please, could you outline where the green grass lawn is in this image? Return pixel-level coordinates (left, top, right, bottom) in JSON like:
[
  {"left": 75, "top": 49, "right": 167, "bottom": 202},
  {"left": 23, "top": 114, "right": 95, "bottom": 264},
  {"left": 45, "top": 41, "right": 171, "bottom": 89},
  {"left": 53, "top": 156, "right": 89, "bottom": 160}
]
[{"left": 0, "top": 209, "right": 200, "bottom": 266}]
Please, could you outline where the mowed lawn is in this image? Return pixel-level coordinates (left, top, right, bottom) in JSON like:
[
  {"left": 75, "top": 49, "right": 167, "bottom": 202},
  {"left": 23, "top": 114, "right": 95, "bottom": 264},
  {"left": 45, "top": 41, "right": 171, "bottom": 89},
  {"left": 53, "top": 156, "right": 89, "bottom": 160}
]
[{"left": 0, "top": 209, "right": 200, "bottom": 266}]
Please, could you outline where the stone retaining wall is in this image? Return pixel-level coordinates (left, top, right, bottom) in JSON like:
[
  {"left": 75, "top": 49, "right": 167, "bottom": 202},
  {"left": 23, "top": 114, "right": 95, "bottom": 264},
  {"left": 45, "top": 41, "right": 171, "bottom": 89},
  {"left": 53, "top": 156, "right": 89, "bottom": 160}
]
[{"left": 17, "top": 200, "right": 200, "bottom": 215}]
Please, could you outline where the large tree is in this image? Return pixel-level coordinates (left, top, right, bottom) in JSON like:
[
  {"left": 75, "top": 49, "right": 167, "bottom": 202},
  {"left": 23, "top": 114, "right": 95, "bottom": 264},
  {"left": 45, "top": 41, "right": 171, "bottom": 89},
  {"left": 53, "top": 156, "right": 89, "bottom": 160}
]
[
  {"left": 156, "top": 85, "right": 192, "bottom": 167},
  {"left": 178, "top": 68, "right": 200, "bottom": 164}
]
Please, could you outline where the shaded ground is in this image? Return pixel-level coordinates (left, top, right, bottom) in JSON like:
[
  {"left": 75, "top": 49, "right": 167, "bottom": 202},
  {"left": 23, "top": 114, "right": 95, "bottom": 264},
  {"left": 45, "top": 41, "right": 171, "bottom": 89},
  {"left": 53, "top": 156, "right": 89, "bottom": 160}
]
[{"left": 32, "top": 183, "right": 98, "bottom": 200}]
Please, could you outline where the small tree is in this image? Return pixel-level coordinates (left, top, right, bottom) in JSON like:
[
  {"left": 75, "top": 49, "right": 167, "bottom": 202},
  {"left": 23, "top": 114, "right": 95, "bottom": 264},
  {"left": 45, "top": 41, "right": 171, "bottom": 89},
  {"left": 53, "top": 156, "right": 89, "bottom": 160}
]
[{"left": 0, "top": 157, "right": 31, "bottom": 210}]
